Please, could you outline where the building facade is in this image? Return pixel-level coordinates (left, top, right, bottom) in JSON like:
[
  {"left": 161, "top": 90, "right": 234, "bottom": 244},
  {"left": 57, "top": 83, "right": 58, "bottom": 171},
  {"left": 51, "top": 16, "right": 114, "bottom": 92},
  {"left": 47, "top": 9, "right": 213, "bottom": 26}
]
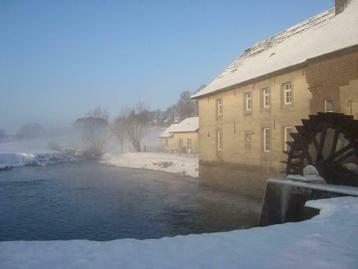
[
  {"left": 159, "top": 117, "right": 199, "bottom": 153},
  {"left": 192, "top": 0, "right": 358, "bottom": 200}
]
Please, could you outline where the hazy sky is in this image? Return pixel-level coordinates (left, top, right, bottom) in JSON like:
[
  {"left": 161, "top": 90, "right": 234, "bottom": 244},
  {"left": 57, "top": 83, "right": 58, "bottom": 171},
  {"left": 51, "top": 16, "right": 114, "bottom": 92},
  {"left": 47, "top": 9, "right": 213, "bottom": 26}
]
[{"left": 0, "top": 0, "right": 332, "bottom": 133}]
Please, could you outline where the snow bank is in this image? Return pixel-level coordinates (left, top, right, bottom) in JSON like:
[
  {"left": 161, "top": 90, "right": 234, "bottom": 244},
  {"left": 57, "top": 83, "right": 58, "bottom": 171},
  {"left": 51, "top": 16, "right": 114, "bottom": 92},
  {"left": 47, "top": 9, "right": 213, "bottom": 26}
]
[
  {"left": 102, "top": 152, "right": 199, "bottom": 178},
  {"left": 0, "top": 152, "right": 74, "bottom": 169},
  {"left": 0, "top": 140, "right": 75, "bottom": 169},
  {"left": 1, "top": 196, "right": 357, "bottom": 269}
]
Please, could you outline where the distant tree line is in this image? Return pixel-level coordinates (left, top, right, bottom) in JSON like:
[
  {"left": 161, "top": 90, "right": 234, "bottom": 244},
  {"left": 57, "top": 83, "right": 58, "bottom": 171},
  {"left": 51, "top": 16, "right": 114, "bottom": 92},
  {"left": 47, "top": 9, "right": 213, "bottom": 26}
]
[
  {"left": 73, "top": 108, "right": 110, "bottom": 158},
  {"left": 0, "top": 129, "right": 7, "bottom": 142},
  {"left": 0, "top": 87, "right": 203, "bottom": 156},
  {"left": 129, "top": 88, "right": 202, "bottom": 126},
  {"left": 72, "top": 87, "right": 203, "bottom": 156}
]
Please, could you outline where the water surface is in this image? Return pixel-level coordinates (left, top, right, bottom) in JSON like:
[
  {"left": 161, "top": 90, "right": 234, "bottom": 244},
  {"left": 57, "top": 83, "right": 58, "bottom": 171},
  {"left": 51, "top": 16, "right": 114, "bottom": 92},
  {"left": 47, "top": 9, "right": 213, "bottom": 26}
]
[{"left": 0, "top": 161, "right": 260, "bottom": 241}]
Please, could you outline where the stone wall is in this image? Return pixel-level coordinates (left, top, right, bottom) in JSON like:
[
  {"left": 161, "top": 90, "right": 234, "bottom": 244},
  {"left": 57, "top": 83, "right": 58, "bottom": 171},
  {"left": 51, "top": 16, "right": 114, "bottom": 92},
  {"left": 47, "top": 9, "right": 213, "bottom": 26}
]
[
  {"left": 306, "top": 47, "right": 358, "bottom": 116},
  {"left": 197, "top": 68, "right": 311, "bottom": 199},
  {"left": 198, "top": 68, "right": 311, "bottom": 172}
]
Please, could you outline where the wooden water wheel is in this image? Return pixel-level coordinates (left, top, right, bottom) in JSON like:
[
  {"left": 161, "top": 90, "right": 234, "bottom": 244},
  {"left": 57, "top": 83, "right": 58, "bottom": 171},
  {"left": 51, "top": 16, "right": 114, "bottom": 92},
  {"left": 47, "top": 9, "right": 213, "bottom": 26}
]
[{"left": 284, "top": 112, "right": 358, "bottom": 186}]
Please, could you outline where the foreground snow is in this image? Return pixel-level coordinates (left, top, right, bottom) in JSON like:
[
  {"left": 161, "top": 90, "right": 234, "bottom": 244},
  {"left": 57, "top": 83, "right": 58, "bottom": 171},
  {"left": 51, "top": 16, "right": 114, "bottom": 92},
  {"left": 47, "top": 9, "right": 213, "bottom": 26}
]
[
  {"left": 102, "top": 152, "right": 199, "bottom": 178},
  {"left": 0, "top": 140, "right": 74, "bottom": 169},
  {"left": 1, "top": 197, "right": 357, "bottom": 269}
]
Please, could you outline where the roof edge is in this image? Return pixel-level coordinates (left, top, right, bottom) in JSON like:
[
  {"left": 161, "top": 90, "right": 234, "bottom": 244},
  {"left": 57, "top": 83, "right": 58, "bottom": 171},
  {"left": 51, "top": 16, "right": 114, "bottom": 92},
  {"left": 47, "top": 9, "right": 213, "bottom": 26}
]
[{"left": 191, "top": 44, "right": 358, "bottom": 99}]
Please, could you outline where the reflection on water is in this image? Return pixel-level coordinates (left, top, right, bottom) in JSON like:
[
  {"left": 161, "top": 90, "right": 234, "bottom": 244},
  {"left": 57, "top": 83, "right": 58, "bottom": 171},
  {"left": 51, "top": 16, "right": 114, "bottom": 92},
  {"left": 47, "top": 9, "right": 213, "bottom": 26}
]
[{"left": 0, "top": 161, "right": 260, "bottom": 241}]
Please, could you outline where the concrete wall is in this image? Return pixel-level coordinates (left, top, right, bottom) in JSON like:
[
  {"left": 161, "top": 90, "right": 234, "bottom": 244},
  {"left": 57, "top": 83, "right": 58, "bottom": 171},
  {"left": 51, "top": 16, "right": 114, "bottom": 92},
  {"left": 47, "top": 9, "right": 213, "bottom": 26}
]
[{"left": 259, "top": 179, "right": 358, "bottom": 226}]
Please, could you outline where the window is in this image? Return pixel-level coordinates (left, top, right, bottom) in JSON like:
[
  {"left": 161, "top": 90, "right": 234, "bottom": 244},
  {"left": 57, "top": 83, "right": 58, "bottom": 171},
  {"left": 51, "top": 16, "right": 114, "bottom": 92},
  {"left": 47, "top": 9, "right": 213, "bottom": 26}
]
[
  {"left": 262, "top": 88, "right": 270, "bottom": 108},
  {"left": 263, "top": 128, "right": 271, "bottom": 152},
  {"left": 245, "top": 92, "right": 252, "bottom": 112},
  {"left": 216, "top": 98, "right": 223, "bottom": 117},
  {"left": 245, "top": 132, "right": 252, "bottom": 149},
  {"left": 217, "top": 130, "right": 223, "bottom": 152},
  {"left": 179, "top": 138, "right": 183, "bottom": 148},
  {"left": 283, "top": 126, "right": 293, "bottom": 152},
  {"left": 283, "top": 82, "right": 293, "bottom": 105},
  {"left": 325, "top": 99, "right": 334, "bottom": 112},
  {"left": 187, "top": 138, "right": 192, "bottom": 149}
]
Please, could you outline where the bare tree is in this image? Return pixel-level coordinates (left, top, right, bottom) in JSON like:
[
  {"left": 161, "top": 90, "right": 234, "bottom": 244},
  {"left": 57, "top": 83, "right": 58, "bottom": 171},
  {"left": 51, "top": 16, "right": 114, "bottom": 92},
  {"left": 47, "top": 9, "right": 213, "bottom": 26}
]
[
  {"left": 112, "top": 119, "right": 127, "bottom": 152},
  {"left": 117, "top": 103, "right": 150, "bottom": 152},
  {"left": 175, "top": 91, "right": 197, "bottom": 120},
  {"left": 17, "top": 122, "right": 45, "bottom": 139},
  {"left": 86, "top": 107, "right": 109, "bottom": 120},
  {"left": 0, "top": 129, "right": 7, "bottom": 142},
  {"left": 73, "top": 107, "right": 109, "bottom": 158}
]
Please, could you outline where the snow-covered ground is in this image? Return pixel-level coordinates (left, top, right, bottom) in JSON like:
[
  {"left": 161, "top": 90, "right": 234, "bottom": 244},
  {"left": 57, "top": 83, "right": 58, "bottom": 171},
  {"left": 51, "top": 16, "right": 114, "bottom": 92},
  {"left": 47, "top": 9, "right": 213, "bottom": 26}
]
[
  {"left": 0, "top": 139, "right": 75, "bottom": 169},
  {"left": 0, "top": 196, "right": 357, "bottom": 269},
  {"left": 102, "top": 152, "right": 199, "bottom": 178}
]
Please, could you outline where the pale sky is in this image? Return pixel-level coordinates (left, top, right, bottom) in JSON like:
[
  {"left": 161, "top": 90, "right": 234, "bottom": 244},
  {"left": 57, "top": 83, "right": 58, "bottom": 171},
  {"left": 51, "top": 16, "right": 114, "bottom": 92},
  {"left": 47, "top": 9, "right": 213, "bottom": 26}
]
[{"left": 0, "top": 0, "right": 333, "bottom": 133}]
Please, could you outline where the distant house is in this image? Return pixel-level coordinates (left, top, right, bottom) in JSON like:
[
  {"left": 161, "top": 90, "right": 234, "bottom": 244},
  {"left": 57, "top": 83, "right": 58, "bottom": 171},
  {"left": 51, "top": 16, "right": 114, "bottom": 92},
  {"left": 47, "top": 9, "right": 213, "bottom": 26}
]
[
  {"left": 159, "top": 117, "right": 199, "bottom": 153},
  {"left": 191, "top": 0, "right": 358, "bottom": 199}
]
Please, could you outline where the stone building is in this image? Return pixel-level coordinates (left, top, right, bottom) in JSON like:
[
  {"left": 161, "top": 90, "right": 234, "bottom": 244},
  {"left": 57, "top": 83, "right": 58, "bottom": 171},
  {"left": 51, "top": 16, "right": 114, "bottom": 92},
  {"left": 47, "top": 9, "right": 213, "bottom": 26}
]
[
  {"left": 191, "top": 0, "right": 358, "bottom": 200},
  {"left": 159, "top": 117, "right": 199, "bottom": 153}
]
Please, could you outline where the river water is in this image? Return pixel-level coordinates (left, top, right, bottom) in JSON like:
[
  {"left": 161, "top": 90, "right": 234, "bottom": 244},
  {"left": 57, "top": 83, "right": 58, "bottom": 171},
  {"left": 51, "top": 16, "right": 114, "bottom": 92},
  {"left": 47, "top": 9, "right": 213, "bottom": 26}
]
[{"left": 0, "top": 161, "right": 260, "bottom": 241}]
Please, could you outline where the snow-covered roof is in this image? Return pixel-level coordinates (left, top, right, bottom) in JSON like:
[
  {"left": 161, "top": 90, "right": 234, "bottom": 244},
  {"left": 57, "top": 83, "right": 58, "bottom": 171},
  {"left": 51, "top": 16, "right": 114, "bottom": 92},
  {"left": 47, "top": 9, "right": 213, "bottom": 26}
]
[
  {"left": 160, "top": 117, "right": 199, "bottom": 138},
  {"left": 170, "top": 117, "right": 199, "bottom": 133},
  {"left": 192, "top": 0, "right": 358, "bottom": 98},
  {"left": 159, "top": 124, "right": 179, "bottom": 138}
]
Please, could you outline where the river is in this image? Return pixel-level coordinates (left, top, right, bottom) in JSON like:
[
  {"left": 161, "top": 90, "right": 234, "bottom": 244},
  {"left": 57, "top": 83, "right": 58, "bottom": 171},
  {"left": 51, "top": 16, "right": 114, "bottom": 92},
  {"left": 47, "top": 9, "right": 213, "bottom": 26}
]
[{"left": 0, "top": 161, "right": 260, "bottom": 241}]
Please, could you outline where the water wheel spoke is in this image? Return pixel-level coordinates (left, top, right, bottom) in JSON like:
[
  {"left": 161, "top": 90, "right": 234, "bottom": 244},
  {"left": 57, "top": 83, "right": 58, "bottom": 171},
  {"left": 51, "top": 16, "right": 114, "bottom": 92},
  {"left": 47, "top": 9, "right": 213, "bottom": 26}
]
[
  {"left": 329, "top": 129, "right": 340, "bottom": 157},
  {"left": 312, "top": 137, "right": 319, "bottom": 162},
  {"left": 333, "top": 150, "right": 355, "bottom": 164},
  {"left": 317, "top": 128, "right": 327, "bottom": 161},
  {"left": 327, "top": 143, "right": 354, "bottom": 163},
  {"left": 303, "top": 148, "right": 313, "bottom": 164}
]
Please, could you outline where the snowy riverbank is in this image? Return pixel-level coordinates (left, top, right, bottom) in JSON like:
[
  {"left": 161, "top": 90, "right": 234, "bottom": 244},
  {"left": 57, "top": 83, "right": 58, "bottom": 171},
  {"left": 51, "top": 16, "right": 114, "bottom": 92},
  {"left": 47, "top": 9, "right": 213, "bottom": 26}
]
[
  {"left": 0, "top": 140, "right": 75, "bottom": 170},
  {"left": 1, "top": 196, "right": 357, "bottom": 269},
  {"left": 102, "top": 152, "right": 199, "bottom": 178}
]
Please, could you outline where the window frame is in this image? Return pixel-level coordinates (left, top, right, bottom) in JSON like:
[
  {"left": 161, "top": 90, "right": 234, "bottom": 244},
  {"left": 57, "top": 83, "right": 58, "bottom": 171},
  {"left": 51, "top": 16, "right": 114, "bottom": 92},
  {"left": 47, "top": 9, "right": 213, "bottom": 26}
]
[
  {"left": 262, "top": 87, "right": 270, "bottom": 108},
  {"left": 325, "top": 99, "right": 334, "bottom": 112},
  {"left": 187, "top": 138, "right": 192, "bottom": 149},
  {"left": 263, "top": 128, "right": 271, "bottom": 153},
  {"left": 216, "top": 98, "right": 223, "bottom": 117},
  {"left": 217, "top": 130, "right": 223, "bottom": 152},
  {"left": 283, "top": 82, "right": 293, "bottom": 105},
  {"left": 283, "top": 126, "right": 293, "bottom": 152},
  {"left": 245, "top": 131, "right": 252, "bottom": 149},
  {"left": 245, "top": 92, "right": 252, "bottom": 112},
  {"left": 179, "top": 138, "right": 183, "bottom": 148}
]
